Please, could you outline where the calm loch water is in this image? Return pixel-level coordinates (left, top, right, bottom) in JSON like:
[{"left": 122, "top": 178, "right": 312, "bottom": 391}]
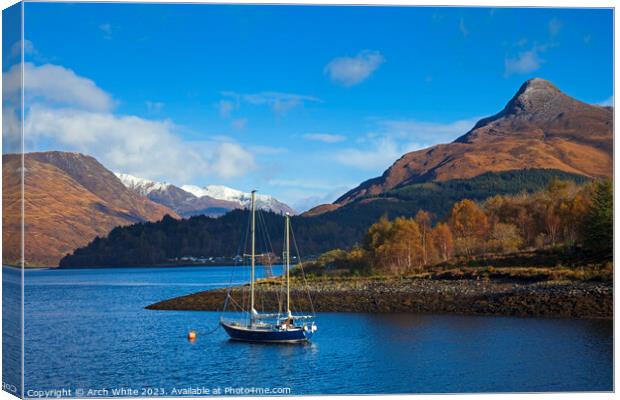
[{"left": 3, "top": 265, "right": 613, "bottom": 396}]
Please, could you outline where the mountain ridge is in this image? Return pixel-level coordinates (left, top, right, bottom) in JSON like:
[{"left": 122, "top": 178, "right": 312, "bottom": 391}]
[
  {"left": 115, "top": 172, "right": 296, "bottom": 217},
  {"left": 2, "top": 152, "right": 177, "bottom": 266}
]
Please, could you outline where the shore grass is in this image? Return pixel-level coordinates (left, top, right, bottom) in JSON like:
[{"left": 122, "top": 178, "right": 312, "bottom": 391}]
[
  {"left": 297, "top": 247, "right": 613, "bottom": 284},
  {"left": 297, "top": 263, "right": 612, "bottom": 284}
]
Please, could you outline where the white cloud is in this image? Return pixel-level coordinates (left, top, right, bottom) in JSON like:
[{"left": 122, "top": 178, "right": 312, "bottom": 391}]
[
  {"left": 334, "top": 137, "right": 417, "bottom": 171},
  {"left": 24, "top": 105, "right": 255, "bottom": 182},
  {"left": 504, "top": 50, "right": 542, "bottom": 76},
  {"left": 598, "top": 96, "right": 613, "bottom": 107},
  {"left": 265, "top": 178, "right": 359, "bottom": 212},
  {"left": 250, "top": 145, "right": 287, "bottom": 155},
  {"left": 268, "top": 179, "right": 349, "bottom": 191},
  {"left": 243, "top": 92, "right": 319, "bottom": 113},
  {"left": 4, "top": 63, "right": 114, "bottom": 111},
  {"left": 2, "top": 60, "right": 23, "bottom": 153},
  {"left": 231, "top": 118, "right": 247, "bottom": 130},
  {"left": 374, "top": 117, "right": 479, "bottom": 144},
  {"left": 286, "top": 185, "right": 354, "bottom": 213},
  {"left": 210, "top": 142, "right": 256, "bottom": 179},
  {"left": 10, "top": 39, "right": 36, "bottom": 58},
  {"left": 459, "top": 18, "right": 469, "bottom": 37},
  {"left": 548, "top": 18, "right": 562, "bottom": 37},
  {"left": 2, "top": 105, "right": 21, "bottom": 153},
  {"left": 504, "top": 36, "right": 559, "bottom": 77},
  {"left": 220, "top": 91, "right": 320, "bottom": 116},
  {"left": 332, "top": 116, "right": 479, "bottom": 171},
  {"left": 2, "top": 65, "right": 21, "bottom": 105},
  {"left": 324, "top": 50, "right": 385, "bottom": 87},
  {"left": 3, "top": 60, "right": 259, "bottom": 182},
  {"left": 302, "top": 133, "right": 346, "bottom": 143},
  {"left": 218, "top": 99, "right": 235, "bottom": 118},
  {"left": 99, "top": 23, "right": 113, "bottom": 39}
]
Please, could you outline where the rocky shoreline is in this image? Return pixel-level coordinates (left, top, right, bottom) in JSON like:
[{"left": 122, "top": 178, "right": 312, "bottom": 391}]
[{"left": 146, "top": 277, "right": 612, "bottom": 319}]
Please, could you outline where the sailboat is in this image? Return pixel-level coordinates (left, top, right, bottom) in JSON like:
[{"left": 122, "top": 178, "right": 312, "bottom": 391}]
[{"left": 220, "top": 190, "right": 317, "bottom": 343}]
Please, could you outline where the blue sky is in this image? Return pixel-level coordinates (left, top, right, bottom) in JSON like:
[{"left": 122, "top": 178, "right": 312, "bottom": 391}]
[{"left": 12, "top": 4, "right": 614, "bottom": 211}]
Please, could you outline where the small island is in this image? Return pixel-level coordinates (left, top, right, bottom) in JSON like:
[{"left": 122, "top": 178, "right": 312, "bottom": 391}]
[
  {"left": 147, "top": 247, "right": 612, "bottom": 319},
  {"left": 146, "top": 278, "right": 611, "bottom": 319}
]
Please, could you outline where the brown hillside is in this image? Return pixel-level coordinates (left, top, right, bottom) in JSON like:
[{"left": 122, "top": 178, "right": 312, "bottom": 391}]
[
  {"left": 2, "top": 152, "right": 177, "bottom": 266},
  {"left": 335, "top": 78, "right": 612, "bottom": 205}
]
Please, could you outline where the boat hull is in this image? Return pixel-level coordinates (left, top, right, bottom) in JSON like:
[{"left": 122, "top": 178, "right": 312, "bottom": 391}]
[{"left": 220, "top": 321, "right": 313, "bottom": 343}]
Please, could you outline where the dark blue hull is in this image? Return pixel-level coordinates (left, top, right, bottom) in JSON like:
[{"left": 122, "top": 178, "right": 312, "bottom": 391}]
[{"left": 220, "top": 321, "right": 313, "bottom": 343}]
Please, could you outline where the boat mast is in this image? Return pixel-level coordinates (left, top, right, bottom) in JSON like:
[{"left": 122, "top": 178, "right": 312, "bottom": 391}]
[
  {"left": 285, "top": 213, "right": 291, "bottom": 315},
  {"left": 250, "top": 190, "right": 256, "bottom": 317}
]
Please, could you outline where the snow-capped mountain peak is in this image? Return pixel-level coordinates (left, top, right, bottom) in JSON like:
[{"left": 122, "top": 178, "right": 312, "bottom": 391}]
[
  {"left": 179, "top": 184, "right": 209, "bottom": 198},
  {"left": 115, "top": 172, "right": 172, "bottom": 196},
  {"left": 181, "top": 184, "right": 295, "bottom": 214},
  {"left": 203, "top": 185, "right": 248, "bottom": 202},
  {"left": 180, "top": 184, "right": 258, "bottom": 203},
  {"left": 116, "top": 172, "right": 296, "bottom": 216}
]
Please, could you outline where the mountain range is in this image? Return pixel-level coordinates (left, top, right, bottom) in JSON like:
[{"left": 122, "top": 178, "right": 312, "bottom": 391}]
[
  {"left": 114, "top": 173, "right": 295, "bottom": 217},
  {"left": 5, "top": 78, "right": 614, "bottom": 267}
]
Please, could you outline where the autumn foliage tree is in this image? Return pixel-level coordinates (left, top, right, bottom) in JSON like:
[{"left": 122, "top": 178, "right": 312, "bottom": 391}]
[
  {"left": 431, "top": 222, "right": 453, "bottom": 261},
  {"left": 415, "top": 210, "right": 435, "bottom": 265},
  {"left": 487, "top": 223, "right": 522, "bottom": 253},
  {"left": 389, "top": 218, "right": 423, "bottom": 273},
  {"left": 449, "top": 199, "right": 489, "bottom": 256},
  {"left": 363, "top": 217, "right": 392, "bottom": 271},
  {"left": 364, "top": 217, "right": 422, "bottom": 274},
  {"left": 309, "top": 178, "right": 610, "bottom": 277}
]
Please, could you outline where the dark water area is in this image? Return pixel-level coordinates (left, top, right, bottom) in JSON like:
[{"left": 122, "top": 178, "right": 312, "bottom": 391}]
[
  {"left": 3, "top": 266, "right": 22, "bottom": 397},
  {"left": 7, "top": 265, "right": 613, "bottom": 396}
]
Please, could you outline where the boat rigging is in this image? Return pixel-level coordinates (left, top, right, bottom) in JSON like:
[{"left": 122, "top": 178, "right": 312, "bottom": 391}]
[{"left": 219, "top": 190, "right": 317, "bottom": 343}]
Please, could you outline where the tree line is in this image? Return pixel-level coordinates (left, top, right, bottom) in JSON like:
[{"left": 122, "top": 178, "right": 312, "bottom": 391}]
[{"left": 305, "top": 179, "right": 612, "bottom": 276}]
